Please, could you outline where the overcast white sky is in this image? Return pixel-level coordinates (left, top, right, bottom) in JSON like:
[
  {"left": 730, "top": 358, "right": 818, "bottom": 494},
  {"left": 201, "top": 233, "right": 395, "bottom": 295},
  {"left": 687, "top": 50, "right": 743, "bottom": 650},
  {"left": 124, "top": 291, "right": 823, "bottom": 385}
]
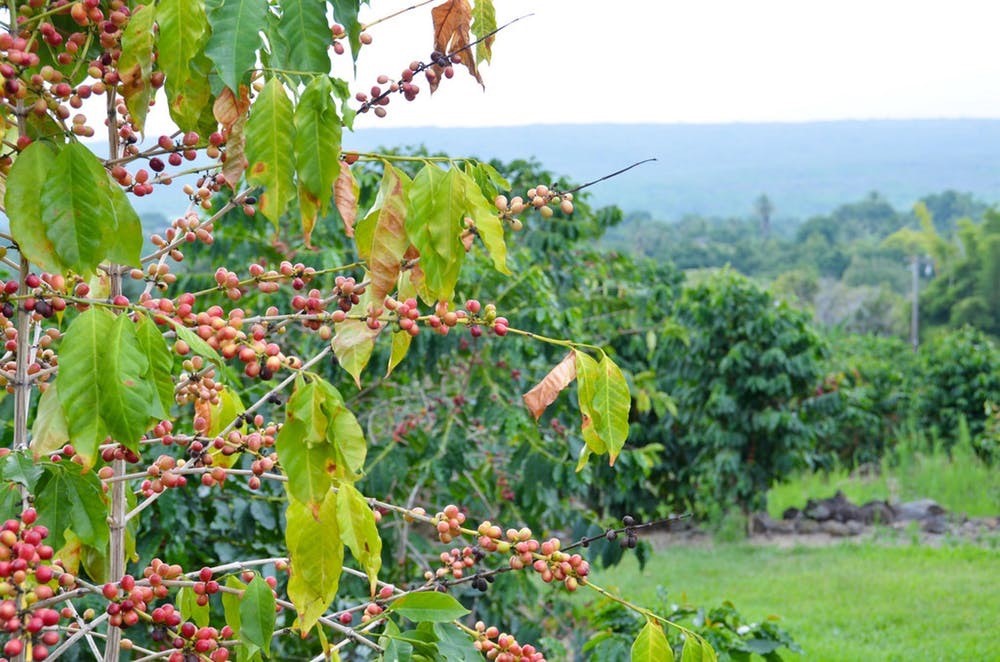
[{"left": 347, "top": 0, "right": 1000, "bottom": 127}]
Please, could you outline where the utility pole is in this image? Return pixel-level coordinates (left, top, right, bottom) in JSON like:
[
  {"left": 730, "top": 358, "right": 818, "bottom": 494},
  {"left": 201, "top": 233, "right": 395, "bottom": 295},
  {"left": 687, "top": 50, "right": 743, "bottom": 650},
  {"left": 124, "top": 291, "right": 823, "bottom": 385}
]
[{"left": 910, "top": 255, "right": 920, "bottom": 351}]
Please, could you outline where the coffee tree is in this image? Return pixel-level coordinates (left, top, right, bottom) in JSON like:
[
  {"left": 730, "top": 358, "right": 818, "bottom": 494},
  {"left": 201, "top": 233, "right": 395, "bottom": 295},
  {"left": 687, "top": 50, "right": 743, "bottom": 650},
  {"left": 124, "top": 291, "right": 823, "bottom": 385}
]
[{"left": 0, "top": 0, "right": 719, "bottom": 660}]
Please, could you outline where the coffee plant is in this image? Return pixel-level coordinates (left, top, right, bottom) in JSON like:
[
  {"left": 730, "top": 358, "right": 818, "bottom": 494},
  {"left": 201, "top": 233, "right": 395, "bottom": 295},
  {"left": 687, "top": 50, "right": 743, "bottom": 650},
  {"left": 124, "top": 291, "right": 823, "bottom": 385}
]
[{"left": 0, "top": 0, "right": 721, "bottom": 660}]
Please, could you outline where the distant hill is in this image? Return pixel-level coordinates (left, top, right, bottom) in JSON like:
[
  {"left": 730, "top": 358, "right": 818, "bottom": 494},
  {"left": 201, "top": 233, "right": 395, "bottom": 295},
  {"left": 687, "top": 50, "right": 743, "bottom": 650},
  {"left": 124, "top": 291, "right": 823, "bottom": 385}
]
[
  {"left": 30, "top": 120, "right": 1000, "bottom": 227},
  {"left": 346, "top": 120, "right": 1000, "bottom": 222}
]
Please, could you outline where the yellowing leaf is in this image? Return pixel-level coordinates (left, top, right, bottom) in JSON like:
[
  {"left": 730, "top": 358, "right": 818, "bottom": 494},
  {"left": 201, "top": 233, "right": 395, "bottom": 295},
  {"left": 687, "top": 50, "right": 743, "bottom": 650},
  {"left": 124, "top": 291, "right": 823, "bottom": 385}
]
[
  {"left": 30, "top": 384, "right": 69, "bottom": 460},
  {"left": 336, "top": 483, "right": 382, "bottom": 595},
  {"left": 470, "top": 0, "right": 496, "bottom": 64},
  {"left": 523, "top": 351, "right": 576, "bottom": 420},
  {"left": 331, "top": 319, "right": 379, "bottom": 387},
  {"left": 286, "top": 489, "right": 343, "bottom": 633},
  {"left": 355, "top": 164, "right": 412, "bottom": 302},
  {"left": 632, "top": 620, "right": 673, "bottom": 662},
  {"left": 335, "top": 164, "right": 359, "bottom": 237}
]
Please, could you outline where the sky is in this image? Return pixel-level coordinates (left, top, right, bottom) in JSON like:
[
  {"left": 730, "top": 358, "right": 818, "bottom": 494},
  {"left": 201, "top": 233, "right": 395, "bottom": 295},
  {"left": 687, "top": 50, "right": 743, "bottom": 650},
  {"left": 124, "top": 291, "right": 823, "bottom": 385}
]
[{"left": 346, "top": 0, "right": 1000, "bottom": 128}]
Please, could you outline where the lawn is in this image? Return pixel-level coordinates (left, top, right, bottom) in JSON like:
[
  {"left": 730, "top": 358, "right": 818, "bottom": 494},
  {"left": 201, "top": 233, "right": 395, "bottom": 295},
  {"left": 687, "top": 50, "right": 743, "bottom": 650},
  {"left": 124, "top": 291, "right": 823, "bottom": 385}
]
[{"left": 594, "top": 541, "right": 1000, "bottom": 661}]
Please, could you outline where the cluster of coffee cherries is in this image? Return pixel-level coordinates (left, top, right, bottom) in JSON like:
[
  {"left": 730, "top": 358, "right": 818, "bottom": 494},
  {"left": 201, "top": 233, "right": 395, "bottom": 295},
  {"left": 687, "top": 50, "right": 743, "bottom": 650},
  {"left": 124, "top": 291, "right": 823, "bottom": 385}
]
[
  {"left": 493, "top": 185, "right": 575, "bottom": 228},
  {"left": 433, "top": 545, "right": 483, "bottom": 581},
  {"left": 0, "top": 272, "right": 69, "bottom": 329},
  {"left": 434, "top": 504, "right": 467, "bottom": 545},
  {"left": 330, "top": 22, "right": 373, "bottom": 57},
  {"left": 0, "top": 507, "right": 75, "bottom": 660},
  {"left": 423, "top": 299, "right": 509, "bottom": 338},
  {"left": 474, "top": 523, "right": 590, "bottom": 592},
  {"left": 384, "top": 296, "right": 421, "bottom": 336},
  {"left": 332, "top": 276, "right": 365, "bottom": 315},
  {"left": 158, "top": 621, "right": 233, "bottom": 662},
  {"left": 472, "top": 621, "right": 546, "bottom": 662},
  {"left": 146, "top": 210, "right": 217, "bottom": 267}
]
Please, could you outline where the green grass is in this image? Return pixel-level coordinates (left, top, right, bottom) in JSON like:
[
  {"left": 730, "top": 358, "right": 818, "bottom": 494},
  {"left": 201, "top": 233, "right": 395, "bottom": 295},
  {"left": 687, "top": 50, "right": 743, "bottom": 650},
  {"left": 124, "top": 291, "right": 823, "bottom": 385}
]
[
  {"left": 595, "top": 542, "right": 1000, "bottom": 661},
  {"left": 767, "top": 436, "right": 1000, "bottom": 519}
]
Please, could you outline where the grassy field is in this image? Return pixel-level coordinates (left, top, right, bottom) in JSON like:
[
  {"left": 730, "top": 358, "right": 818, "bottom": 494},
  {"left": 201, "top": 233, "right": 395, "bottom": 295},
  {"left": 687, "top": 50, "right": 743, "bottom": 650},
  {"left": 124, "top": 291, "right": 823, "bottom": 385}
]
[
  {"left": 595, "top": 542, "right": 1000, "bottom": 661},
  {"left": 766, "top": 437, "right": 1000, "bottom": 519}
]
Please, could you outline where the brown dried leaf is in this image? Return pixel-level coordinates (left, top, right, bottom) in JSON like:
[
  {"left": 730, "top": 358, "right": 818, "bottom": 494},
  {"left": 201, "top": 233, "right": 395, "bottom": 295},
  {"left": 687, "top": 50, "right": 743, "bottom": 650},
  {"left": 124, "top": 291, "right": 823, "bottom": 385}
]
[
  {"left": 220, "top": 115, "right": 247, "bottom": 190},
  {"left": 523, "top": 351, "right": 577, "bottom": 420},
  {"left": 212, "top": 85, "right": 250, "bottom": 133},
  {"left": 335, "top": 164, "right": 358, "bottom": 237},
  {"left": 430, "top": 0, "right": 482, "bottom": 93}
]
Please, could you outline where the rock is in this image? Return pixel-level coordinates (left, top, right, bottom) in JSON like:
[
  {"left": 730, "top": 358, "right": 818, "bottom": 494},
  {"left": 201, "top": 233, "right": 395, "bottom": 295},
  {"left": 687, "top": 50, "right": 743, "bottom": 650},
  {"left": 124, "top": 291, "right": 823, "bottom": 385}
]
[
  {"left": 922, "top": 516, "right": 949, "bottom": 534},
  {"left": 751, "top": 513, "right": 795, "bottom": 535},
  {"left": 895, "top": 499, "right": 946, "bottom": 521},
  {"left": 860, "top": 500, "right": 895, "bottom": 525},
  {"left": 846, "top": 520, "right": 865, "bottom": 536},
  {"left": 804, "top": 501, "right": 832, "bottom": 521},
  {"left": 782, "top": 507, "right": 801, "bottom": 521},
  {"left": 796, "top": 519, "right": 820, "bottom": 534},
  {"left": 821, "top": 520, "right": 851, "bottom": 536}
]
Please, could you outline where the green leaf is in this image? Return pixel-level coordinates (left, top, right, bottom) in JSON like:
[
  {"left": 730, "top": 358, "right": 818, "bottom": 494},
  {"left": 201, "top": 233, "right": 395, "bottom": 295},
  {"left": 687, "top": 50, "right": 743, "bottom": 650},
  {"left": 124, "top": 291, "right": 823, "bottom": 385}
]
[
  {"left": 117, "top": 4, "right": 156, "bottom": 130},
  {"left": 57, "top": 308, "right": 114, "bottom": 467},
  {"left": 34, "top": 463, "right": 109, "bottom": 555},
  {"left": 391, "top": 592, "right": 469, "bottom": 623},
  {"left": 134, "top": 314, "right": 175, "bottom": 420},
  {"left": 158, "top": 0, "right": 214, "bottom": 132},
  {"left": 432, "top": 623, "right": 481, "bottom": 662},
  {"left": 356, "top": 164, "right": 412, "bottom": 302},
  {"left": 406, "top": 165, "right": 466, "bottom": 303},
  {"left": 30, "top": 383, "right": 70, "bottom": 460},
  {"left": 294, "top": 76, "right": 341, "bottom": 243},
  {"left": 222, "top": 575, "right": 246, "bottom": 638},
  {"left": 276, "top": 419, "right": 336, "bottom": 510},
  {"left": 575, "top": 351, "right": 607, "bottom": 457},
  {"left": 178, "top": 586, "right": 211, "bottom": 627},
  {"left": 206, "top": 0, "right": 268, "bottom": 91},
  {"left": 387, "top": 331, "right": 412, "bottom": 378},
  {"left": 286, "top": 489, "right": 343, "bottom": 633},
  {"left": 277, "top": 0, "right": 332, "bottom": 77},
  {"left": 460, "top": 166, "right": 509, "bottom": 275},
  {"left": 379, "top": 620, "right": 413, "bottom": 662},
  {"left": 632, "top": 620, "right": 673, "bottom": 662},
  {"left": 55, "top": 310, "right": 155, "bottom": 465},
  {"left": 171, "top": 321, "right": 224, "bottom": 365},
  {"left": 105, "top": 176, "right": 144, "bottom": 266},
  {"left": 240, "top": 575, "right": 276, "bottom": 657},
  {"left": 98, "top": 314, "right": 154, "bottom": 447},
  {"left": 331, "top": 319, "right": 378, "bottom": 387},
  {"left": 336, "top": 483, "right": 382, "bottom": 595},
  {"left": 0, "top": 452, "right": 45, "bottom": 490},
  {"left": 576, "top": 352, "right": 631, "bottom": 465},
  {"left": 470, "top": 0, "right": 497, "bottom": 64},
  {"left": 39, "top": 142, "right": 115, "bottom": 275},
  {"left": 245, "top": 77, "right": 297, "bottom": 227},
  {"left": 681, "top": 635, "right": 716, "bottom": 662},
  {"left": 5, "top": 141, "right": 62, "bottom": 273}
]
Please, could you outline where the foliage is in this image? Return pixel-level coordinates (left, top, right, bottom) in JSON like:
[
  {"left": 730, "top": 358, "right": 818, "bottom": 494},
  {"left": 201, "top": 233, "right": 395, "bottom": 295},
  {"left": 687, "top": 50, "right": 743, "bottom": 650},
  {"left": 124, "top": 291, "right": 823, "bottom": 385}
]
[
  {"left": 805, "top": 332, "right": 916, "bottom": 469},
  {"left": 637, "top": 271, "right": 826, "bottom": 516},
  {"left": 921, "top": 211, "right": 1000, "bottom": 337},
  {"left": 582, "top": 588, "right": 802, "bottom": 661},
  {"left": 914, "top": 326, "right": 1000, "bottom": 460}
]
